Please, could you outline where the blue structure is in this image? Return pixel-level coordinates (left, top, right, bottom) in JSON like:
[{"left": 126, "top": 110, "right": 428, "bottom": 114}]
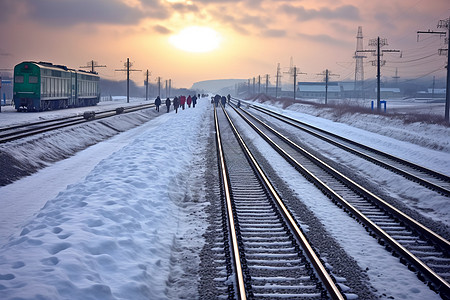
[{"left": 371, "top": 100, "right": 386, "bottom": 112}]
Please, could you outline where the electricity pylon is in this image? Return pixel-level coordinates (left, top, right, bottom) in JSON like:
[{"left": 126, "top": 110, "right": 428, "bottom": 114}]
[
  {"left": 357, "top": 37, "right": 400, "bottom": 112},
  {"left": 353, "top": 26, "right": 366, "bottom": 99}
]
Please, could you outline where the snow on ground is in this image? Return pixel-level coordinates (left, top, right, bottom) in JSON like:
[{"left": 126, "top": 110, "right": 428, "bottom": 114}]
[
  {"left": 0, "top": 98, "right": 210, "bottom": 299},
  {"left": 248, "top": 101, "right": 450, "bottom": 227},
  {"left": 0, "top": 96, "right": 448, "bottom": 299}
]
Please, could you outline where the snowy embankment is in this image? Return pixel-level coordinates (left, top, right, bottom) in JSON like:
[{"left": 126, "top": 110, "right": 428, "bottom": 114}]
[
  {"left": 0, "top": 99, "right": 210, "bottom": 299},
  {"left": 0, "top": 98, "right": 156, "bottom": 186},
  {"left": 254, "top": 98, "right": 450, "bottom": 153}
]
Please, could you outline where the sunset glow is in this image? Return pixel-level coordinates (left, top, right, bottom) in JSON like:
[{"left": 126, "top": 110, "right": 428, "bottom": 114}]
[
  {"left": 0, "top": 0, "right": 448, "bottom": 88},
  {"left": 169, "top": 26, "right": 222, "bottom": 53}
]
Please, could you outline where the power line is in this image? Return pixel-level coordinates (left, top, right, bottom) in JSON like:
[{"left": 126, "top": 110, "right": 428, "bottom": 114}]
[
  {"left": 418, "top": 16, "right": 450, "bottom": 122},
  {"left": 357, "top": 36, "right": 401, "bottom": 112},
  {"left": 80, "top": 60, "right": 106, "bottom": 73}
]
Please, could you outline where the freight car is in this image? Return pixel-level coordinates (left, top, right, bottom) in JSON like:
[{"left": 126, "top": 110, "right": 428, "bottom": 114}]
[{"left": 13, "top": 61, "right": 100, "bottom": 111}]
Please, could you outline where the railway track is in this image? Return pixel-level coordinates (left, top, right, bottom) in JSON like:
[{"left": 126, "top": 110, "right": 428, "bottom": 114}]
[
  {"left": 241, "top": 99, "right": 450, "bottom": 197},
  {"left": 227, "top": 102, "right": 450, "bottom": 297},
  {"left": 0, "top": 103, "right": 154, "bottom": 143},
  {"left": 214, "top": 104, "right": 345, "bottom": 299}
]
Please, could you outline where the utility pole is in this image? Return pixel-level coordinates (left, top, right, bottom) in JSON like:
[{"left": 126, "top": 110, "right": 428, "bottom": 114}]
[
  {"left": 253, "top": 77, "right": 256, "bottom": 95},
  {"left": 418, "top": 17, "right": 450, "bottom": 122},
  {"left": 157, "top": 77, "right": 161, "bottom": 97},
  {"left": 432, "top": 76, "right": 436, "bottom": 100},
  {"left": 265, "top": 74, "right": 269, "bottom": 95},
  {"left": 293, "top": 67, "right": 306, "bottom": 100},
  {"left": 248, "top": 79, "right": 251, "bottom": 95},
  {"left": 169, "top": 79, "right": 171, "bottom": 98},
  {"left": 80, "top": 60, "right": 106, "bottom": 73},
  {"left": 358, "top": 37, "right": 400, "bottom": 112},
  {"left": 317, "top": 69, "right": 339, "bottom": 105},
  {"left": 145, "top": 70, "right": 151, "bottom": 101},
  {"left": 115, "top": 58, "right": 141, "bottom": 103},
  {"left": 275, "top": 63, "right": 281, "bottom": 98},
  {"left": 294, "top": 67, "right": 297, "bottom": 100},
  {"left": 165, "top": 80, "right": 168, "bottom": 98},
  {"left": 285, "top": 65, "right": 306, "bottom": 100},
  {"left": 258, "top": 75, "right": 261, "bottom": 94}
]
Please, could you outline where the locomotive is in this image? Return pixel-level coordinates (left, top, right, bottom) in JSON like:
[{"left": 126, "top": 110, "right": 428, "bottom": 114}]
[{"left": 13, "top": 61, "right": 100, "bottom": 111}]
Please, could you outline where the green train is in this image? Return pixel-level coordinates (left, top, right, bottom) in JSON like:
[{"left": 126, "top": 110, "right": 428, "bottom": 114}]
[{"left": 13, "top": 61, "right": 100, "bottom": 111}]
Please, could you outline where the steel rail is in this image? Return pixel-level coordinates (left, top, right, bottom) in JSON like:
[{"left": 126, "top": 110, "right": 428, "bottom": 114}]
[
  {"left": 214, "top": 105, "right": 247, "bottom": 300},
  {"left": 237, "top": 105, "right": 450, "bottom": 248},
  {"left": 247, "top": 101, "right": 450, "bottom": 195},
  {"left": 0, "top": 103, "right": 155, "bottom": 143},
  {"left": 220, "top": 105, "right": 345, "bottom": 300},
  {"left": 231, "top": 104, "right": 450, "bottom": 296},
  {"left": 0, "top": 115, "right": 82, "bottom": 132}
]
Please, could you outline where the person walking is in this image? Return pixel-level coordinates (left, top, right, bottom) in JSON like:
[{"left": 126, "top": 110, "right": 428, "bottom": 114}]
[
  {"left": 165, "top": 97, "right": 171, "bottom": 113},
  {"left": 221, "top": 96, "right": 227, "bottom": 107},
  {"left": 214, "top": 94, "right": 221, "bottom": 107},
  {"left": 173, "top": 96, "right": 180, "bottom": 113},
  {"left": 155, "top": 96, "right": 161, "bottom": 112},
  {"left": 192, "top": 95, "right": 197, "bottom": 108},
  {"left": 187, "top": 95, "right": 192, "bottom": 108},
  {"left": 180, "top": 95, "right": 186, "bottom": 110}
]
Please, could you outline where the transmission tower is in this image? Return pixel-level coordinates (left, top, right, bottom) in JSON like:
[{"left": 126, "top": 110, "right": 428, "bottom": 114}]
[
  {"left": 275, "top": 63, "right": 281, "bottom": 98},
  {"left": 353, "top": 26, "right": 366, "bottom": 99},
  {"left": 288, "top": 56, "right": 294, "bottom": 75},
  {"left": 392, "top": 68, "right": 400, "bottom": 86}
]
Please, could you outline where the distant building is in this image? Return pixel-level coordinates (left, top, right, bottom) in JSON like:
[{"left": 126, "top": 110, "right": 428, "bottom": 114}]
[
  {"left": 376, "top": 88, "right": 401, "bottom": 99},
  {"left": 297, "top": 82, "right": 341, "bottom": 99},
  {"left": 416, "top": 88, "right": 446, "bottom": 99}
]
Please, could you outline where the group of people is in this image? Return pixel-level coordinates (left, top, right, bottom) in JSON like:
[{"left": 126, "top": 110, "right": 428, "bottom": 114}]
[
  {"left": 154, "top": 95, "right": 199, "bottom": 113},
  {"left": 212, "top": 94, "right": 231, "bottom": 107}
]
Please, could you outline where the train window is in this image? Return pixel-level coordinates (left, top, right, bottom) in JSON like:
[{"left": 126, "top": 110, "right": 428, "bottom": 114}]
[
  {"left": 46, "top": 78, "right": 50, "bottom": 96},
  {"left": 52, "top": 78, "right": 56, "bottom": 97},
  {"left": 51, "top": 70, "right": 62, "bottom": 77},
  {"left": 15, "top": 76, "right": 24, "bottom": 83},
  {"left": 29, "top": 76, "right": 38, "bottom": 84}
]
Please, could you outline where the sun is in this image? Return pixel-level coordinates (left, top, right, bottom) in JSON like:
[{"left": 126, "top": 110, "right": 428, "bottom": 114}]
[{"left": 169, "top": 26, "right": 222, "bottom": 53}]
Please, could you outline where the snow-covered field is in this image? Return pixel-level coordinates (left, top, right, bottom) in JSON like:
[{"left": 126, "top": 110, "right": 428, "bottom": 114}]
[{"left": 0, "top": 96, "right": 448, "bottom": 299}]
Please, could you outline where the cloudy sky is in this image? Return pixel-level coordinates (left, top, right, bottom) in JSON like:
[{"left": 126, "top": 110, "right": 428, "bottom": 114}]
[{"left": 0, "top": 0, "right": 449, "bottom": 88}]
